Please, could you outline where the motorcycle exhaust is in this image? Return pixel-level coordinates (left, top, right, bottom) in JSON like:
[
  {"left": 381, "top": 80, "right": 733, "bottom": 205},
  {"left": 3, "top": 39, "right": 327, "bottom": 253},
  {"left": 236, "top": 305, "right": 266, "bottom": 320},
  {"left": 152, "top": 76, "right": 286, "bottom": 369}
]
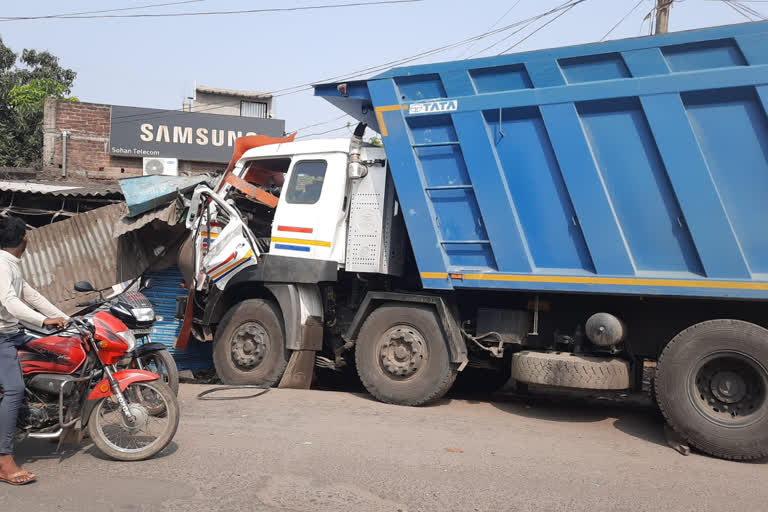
[{"left": 27, "top": 428, "right": 63, "bottom": 439}]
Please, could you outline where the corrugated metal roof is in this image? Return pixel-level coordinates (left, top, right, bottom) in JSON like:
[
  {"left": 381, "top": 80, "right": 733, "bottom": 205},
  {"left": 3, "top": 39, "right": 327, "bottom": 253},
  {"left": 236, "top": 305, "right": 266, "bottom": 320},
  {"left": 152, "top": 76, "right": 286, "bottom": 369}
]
[
  {"left": 0, "top": 180, "right": 122, "bottom": 197},
  {"left": 112, "top": 201, "right": 179, "bottom": 238},
  {"left": 21, "top": 203, "right": 150, "bottom": 314}
]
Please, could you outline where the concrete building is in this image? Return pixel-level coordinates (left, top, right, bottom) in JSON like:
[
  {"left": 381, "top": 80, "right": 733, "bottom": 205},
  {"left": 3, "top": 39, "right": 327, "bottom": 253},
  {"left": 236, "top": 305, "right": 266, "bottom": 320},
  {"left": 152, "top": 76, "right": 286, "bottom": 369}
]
[{"left": 192, "top": 84, "right": 274, "bottom": 118}]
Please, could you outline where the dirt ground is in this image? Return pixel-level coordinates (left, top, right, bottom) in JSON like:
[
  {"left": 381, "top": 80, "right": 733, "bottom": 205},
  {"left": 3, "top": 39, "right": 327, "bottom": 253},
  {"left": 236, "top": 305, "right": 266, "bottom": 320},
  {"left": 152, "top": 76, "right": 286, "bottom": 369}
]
[{"left": 3, "top": 384, "right": 766, "bottom": 512}]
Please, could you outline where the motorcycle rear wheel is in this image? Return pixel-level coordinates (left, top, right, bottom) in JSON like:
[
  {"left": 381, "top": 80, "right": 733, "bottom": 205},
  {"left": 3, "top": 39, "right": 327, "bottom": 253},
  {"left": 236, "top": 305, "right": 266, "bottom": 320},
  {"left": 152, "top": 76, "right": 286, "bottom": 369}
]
[{"left": 88, "top": 380, "right": 179, "bottom": 461}]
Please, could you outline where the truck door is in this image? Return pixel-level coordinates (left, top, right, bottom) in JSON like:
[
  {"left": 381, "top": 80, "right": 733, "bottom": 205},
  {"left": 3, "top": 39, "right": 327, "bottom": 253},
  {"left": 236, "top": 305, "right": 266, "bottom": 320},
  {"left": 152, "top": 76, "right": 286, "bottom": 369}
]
[
  {"left": 186, "top": 185, "right": 259, "bottom": 290},
  {"left": 270, "top": 153, "right": 348, "bottom": 262}
]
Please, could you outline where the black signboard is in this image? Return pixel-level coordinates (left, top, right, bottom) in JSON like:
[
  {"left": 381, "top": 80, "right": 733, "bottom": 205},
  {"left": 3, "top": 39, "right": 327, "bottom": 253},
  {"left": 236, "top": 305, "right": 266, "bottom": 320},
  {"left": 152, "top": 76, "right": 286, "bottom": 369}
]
[{"left": 109, "top": 105, "right": 286, "bottom": 163}]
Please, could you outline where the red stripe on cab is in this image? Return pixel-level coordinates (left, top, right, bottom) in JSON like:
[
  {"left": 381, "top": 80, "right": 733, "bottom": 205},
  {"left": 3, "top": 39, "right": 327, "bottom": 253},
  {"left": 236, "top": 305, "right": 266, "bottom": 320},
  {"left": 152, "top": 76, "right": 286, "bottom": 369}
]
[
  {"left": 208, "top": 253, "right": 236, "bottom": 273},
  {"left": 277, "top": 226, "right": 313, "bottom": 234}
]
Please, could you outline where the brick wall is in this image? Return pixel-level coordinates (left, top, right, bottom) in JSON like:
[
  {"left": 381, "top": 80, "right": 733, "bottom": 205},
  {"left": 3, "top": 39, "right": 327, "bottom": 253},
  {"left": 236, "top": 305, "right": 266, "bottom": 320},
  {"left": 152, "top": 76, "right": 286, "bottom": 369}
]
[
  {"left": 44, "top": 99, "right": 114, "bottom": 179},
  {"left": 42, "top": 98, "right": 224, "bottom": 182},
  {"left": 56, "top": 101, "right": 110, "bottom": 137}
]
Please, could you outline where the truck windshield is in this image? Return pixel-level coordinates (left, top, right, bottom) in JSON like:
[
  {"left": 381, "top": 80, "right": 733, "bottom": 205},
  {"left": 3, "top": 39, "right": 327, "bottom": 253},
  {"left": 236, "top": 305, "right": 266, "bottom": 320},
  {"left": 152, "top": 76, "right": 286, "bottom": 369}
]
[{"left": 285, "top": 160, "right": 327, "bottom": 204}]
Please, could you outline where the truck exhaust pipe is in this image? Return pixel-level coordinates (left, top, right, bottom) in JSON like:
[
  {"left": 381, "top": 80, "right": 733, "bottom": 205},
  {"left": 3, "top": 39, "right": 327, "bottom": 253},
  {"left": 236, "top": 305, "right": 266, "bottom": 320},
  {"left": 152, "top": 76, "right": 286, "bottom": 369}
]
[{"left": 348, "top": 123, "right": 369, "bottom": 179}]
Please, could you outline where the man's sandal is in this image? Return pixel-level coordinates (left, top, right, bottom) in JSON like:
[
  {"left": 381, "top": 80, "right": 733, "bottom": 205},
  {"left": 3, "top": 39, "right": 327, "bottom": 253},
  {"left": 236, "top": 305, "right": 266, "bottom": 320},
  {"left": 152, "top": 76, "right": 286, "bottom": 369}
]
[{"left": 0, "top": 470, "right": 36, "bottom": 485}]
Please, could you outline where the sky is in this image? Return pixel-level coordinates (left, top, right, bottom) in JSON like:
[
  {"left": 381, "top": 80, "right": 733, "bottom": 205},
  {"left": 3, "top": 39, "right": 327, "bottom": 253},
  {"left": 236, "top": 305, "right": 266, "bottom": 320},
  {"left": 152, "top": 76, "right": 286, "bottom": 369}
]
[{"left": 0, "top": 0, "right": 760, "bottom": 138}]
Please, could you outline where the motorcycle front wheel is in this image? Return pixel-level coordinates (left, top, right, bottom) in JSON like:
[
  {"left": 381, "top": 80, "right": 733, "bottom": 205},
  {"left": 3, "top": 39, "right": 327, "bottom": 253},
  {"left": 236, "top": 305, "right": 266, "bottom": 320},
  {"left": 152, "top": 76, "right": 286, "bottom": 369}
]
[{"left": 87, "top": 380, "right": 180, "bottom": 461}]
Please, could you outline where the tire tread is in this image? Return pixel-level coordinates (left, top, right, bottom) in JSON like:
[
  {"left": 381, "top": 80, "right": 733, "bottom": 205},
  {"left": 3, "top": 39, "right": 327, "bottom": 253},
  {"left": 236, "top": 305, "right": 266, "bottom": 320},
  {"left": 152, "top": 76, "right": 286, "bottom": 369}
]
[
  {"left": 511, "top": 351, "right": 630, "bottom": 390},
  {"left": 656, "top": 319, "right": 768, "bottom": 461},
  {"left": 355, "top": 304, "right": 457, "bottom": 407}
]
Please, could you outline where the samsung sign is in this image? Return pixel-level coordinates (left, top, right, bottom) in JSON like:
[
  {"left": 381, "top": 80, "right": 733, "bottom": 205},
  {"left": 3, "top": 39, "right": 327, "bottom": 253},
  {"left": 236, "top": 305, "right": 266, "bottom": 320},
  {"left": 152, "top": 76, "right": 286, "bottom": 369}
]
[{"left": 109, "top": 105, "right": 286, "bottom": 163}]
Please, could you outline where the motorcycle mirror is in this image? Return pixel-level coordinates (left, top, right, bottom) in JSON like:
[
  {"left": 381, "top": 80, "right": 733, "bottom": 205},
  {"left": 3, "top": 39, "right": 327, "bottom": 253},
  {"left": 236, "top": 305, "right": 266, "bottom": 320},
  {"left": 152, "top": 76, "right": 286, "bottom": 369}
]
[
  {"left": 74, "top": 281, "right": 96, "bottom": 293},
  {"left": 140, "top": 277, "right": 154, "bottom": 290}
]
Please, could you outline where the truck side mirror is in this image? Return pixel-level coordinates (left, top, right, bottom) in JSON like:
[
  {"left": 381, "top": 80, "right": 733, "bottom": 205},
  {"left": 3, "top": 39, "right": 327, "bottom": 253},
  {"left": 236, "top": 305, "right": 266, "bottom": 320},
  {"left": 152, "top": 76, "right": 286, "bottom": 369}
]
[{"left": 140, "top": 277, "right": 154, "bottom": 290}]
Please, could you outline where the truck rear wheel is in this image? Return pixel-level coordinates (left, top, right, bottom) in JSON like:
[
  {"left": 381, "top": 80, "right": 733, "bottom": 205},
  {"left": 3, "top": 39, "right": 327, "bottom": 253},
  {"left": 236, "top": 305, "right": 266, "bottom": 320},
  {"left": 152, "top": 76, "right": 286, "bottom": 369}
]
[
  {"left": 213, "top": 299, "right": 289, "bottom": 387},
  {"left": 656, "top": 319, "right": 768, "bottom": 461},
  {"left": 355, "top": 304, "right": 457, "bottom": 406}
]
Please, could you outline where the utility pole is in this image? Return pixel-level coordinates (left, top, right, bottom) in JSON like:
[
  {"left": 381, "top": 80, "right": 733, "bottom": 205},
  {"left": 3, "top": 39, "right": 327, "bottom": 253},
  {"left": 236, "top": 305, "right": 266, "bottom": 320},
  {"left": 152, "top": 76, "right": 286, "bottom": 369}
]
[{"left": 654, "top": 0, "right": 673, "bottom": 35}]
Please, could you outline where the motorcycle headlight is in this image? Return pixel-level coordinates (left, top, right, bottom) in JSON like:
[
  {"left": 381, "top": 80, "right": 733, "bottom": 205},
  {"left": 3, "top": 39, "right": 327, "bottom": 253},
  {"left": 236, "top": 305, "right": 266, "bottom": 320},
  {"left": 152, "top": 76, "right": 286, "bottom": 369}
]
[
  {"left": 117, "top": 330, "right": 137, "bottom": 352},
  {"left": 131, "top": 307, "right": 155, "bottom": 322}
]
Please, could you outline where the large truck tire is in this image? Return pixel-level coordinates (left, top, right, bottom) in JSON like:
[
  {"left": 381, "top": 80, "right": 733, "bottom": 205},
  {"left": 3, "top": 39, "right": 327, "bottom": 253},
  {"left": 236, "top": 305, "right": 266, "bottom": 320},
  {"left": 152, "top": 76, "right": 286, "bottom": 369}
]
[
  {"left": 213, "top": 299, "right": 289, "bottom": 386},
  {"left": 656, "top": 319, "right": 768, "bottom": 461},
  {"left": 511, "top": 351, "right": 630, "bottom": 390},
  {"left": 355, "top": 304, "right": 457, "bottom": 406}
]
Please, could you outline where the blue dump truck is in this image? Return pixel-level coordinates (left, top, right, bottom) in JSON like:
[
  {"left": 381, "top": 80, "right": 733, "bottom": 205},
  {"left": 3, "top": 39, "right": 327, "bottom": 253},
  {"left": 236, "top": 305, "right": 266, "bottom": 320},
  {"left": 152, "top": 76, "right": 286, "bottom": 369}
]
[{"left": 180, "top": 21, "right": 768, "bottom": 460}]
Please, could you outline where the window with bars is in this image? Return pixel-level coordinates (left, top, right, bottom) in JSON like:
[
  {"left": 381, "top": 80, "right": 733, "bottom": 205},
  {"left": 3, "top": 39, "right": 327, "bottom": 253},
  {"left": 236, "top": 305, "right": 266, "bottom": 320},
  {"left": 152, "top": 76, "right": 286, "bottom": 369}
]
[{"left": 241, "top": 100, "right": 268, "bottom": 118}]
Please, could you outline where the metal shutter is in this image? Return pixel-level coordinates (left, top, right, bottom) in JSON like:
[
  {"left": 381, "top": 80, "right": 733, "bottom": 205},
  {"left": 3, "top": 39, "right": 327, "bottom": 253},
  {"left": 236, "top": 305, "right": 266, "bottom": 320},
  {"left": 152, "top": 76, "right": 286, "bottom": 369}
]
[{"left": 142, "top": 266, "right": 213, "bottom": 371}]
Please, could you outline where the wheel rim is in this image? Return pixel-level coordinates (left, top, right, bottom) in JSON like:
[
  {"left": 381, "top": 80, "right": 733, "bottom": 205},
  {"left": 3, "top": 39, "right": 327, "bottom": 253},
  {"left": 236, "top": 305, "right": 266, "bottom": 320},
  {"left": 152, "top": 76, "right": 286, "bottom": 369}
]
[
  {"left": 140, "top": 353, "right": 170, "bottom": 386},
  {"left": 94, "top": 382, "right": 172, "bottom": 454},
  {"left": 689, "top": 351, "right": 768, "bottom": 427},
  {"left": 136, "top": 354, "right": 172, "bottom": 415},
  {"left": 230, "top": 322, "right": 269, "bottom": 371},
  {"left": 377, "top": 325, "right": 427, "bottom": 380}
]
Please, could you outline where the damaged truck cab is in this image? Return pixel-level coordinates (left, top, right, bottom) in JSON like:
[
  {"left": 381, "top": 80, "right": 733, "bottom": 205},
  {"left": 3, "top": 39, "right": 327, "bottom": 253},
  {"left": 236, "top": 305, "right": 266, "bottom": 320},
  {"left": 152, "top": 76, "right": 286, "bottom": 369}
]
[{"left": 184, "top": 127, "right": 423, "bottom": 388}]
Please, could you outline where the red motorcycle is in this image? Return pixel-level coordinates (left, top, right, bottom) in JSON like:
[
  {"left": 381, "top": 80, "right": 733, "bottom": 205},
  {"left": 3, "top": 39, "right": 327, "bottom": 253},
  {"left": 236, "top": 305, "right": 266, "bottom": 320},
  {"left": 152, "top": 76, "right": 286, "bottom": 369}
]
[{"left": 10, "top": 281, "right": 180, "bottom": 461}]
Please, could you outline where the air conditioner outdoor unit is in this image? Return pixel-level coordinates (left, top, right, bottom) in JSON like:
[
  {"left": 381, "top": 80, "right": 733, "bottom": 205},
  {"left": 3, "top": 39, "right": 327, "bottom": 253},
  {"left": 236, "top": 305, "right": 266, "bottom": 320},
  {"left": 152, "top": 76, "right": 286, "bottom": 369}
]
[{"left": 142, "top": 157, "right": 179, "bottom": 176}]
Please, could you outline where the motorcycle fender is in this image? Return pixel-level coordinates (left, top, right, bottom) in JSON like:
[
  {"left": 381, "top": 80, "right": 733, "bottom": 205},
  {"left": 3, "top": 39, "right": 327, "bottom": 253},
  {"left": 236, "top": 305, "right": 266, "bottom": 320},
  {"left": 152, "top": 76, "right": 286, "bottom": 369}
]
[
  {"left": 87, "top": 369, "right": 160, "bottom": 400},
  {"left": 133, "top": 343, "right": 168, "bottom": 358}
]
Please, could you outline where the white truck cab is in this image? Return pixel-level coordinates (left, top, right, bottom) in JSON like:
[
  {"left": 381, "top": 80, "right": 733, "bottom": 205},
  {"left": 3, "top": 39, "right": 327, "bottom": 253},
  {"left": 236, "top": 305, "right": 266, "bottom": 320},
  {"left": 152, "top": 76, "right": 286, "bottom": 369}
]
[{"left": 186, "top": 133, "right": 403, "bottom": 293}]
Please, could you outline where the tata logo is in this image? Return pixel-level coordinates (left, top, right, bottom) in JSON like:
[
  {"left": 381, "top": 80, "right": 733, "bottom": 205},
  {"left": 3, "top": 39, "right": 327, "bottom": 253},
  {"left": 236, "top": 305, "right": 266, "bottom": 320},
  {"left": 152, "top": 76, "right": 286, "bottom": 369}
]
[{"left": 408, "top": 100, "right": 459, "bottom": 115}]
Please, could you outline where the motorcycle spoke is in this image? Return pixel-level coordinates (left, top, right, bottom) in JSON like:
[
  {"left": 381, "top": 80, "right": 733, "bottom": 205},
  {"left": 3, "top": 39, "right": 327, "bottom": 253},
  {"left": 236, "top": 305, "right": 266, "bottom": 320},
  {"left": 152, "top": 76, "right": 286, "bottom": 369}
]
[{"left": 94, "top": 383, "right": 172, "bottom": 454}]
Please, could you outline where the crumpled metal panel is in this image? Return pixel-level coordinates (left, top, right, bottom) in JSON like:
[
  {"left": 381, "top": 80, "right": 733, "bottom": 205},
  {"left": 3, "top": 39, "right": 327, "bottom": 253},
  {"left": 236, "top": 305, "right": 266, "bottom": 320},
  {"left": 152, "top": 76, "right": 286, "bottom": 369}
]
[
  {"left": 0, "top": 180, "right": 121, "bottom": 197},
  {"left": 112, "top": 201, "right": 179, "bottom": 238},
  {"left": 119, "top": 175, "right": 211, "bottom": 217},
  {"left": 21, "top": 204, "right": 150, "bottom": 315}
]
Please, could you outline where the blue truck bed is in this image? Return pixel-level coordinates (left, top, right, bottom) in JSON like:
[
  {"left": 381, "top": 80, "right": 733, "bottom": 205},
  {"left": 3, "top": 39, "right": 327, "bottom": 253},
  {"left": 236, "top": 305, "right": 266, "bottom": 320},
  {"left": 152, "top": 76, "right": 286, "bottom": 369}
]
[{"left": 315, "top": 21, "right": 768, "bottom": 299}]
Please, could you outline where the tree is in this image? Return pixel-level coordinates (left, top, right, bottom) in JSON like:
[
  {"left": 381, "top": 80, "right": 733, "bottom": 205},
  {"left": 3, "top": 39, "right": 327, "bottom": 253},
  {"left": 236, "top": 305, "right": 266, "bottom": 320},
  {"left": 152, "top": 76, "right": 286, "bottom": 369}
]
[{"left": 0, "top": 37, "right": 77, "bottom": 168}]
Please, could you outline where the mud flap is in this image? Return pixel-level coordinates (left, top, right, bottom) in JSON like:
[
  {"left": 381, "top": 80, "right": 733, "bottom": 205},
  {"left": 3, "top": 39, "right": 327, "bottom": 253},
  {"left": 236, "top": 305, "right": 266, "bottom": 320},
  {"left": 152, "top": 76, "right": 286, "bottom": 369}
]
[{"left": 278, "top": 350, "right": 316, "bottom": 389}]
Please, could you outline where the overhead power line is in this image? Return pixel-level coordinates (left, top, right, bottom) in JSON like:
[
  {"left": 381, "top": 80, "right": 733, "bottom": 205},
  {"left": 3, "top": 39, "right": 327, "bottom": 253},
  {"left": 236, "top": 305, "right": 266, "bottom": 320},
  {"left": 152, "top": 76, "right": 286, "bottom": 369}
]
[
  {"left": 270, "top": 0, "right": 590, "bottom": 97},
  {"left": 499, "top": 0, "right": 587, "bottom": 55},
  {"left": 0, "top": 0, "right": 424, "bottom": 21},
  {"left": 287, "top": 113, "right": 351, "bottom": 133},
  {"left": 725, "top": 2, "right": 753, "bottom": 18},
  {"left": 464, "top": 0, "right": 583, "bottom": 59},
  {"left": 719, "top": 0, "right": 765, "bottom": 19},
  {"left": 109, "top": 1, "right": 594, "bottom": 125},
  {"left": 109, "top": 1, "right": 598, "bottom": 128},
  {"left": 0, "top": 0, "right": 208, "bottom": 21},
  {"left": 460, "top": 0, "right": 525, "bottom": 58},
  {"left": 733, "top": 1, "right": 767, "bottom": 18},
  {"left": 601, "top": 0, "right": 645, "bottom": 41},
  {"left": 295, "top": 124, "right": 353, "bottom": 139}
]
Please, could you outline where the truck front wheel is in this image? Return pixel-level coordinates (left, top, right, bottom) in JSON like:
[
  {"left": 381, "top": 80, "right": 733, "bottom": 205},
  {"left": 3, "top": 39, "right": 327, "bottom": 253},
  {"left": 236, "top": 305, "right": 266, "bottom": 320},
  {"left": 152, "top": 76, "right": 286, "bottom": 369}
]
[
  {"left": 656, "top": 319, "right": 768, "bottom": 460},
  {"left": 213, "top": 299, "right": 289, "bottom": 386},
  {"left": 355, "top": 304, "right": 457, "bottom": 406}
]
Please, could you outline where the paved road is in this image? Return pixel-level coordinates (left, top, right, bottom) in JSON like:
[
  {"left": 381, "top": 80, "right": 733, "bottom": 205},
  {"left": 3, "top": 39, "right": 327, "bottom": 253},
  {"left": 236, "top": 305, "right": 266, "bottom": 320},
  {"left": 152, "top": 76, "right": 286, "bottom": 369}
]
[{"left": 3, "top": 385, "right": 766, "bottom": 512}]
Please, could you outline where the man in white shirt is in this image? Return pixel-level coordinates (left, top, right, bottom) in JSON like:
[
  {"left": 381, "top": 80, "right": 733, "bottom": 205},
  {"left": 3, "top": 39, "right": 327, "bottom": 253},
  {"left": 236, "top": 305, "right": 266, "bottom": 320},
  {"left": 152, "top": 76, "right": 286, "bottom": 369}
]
[{"left": 0, "top": 216, "right": 67, "bottom": 486}]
